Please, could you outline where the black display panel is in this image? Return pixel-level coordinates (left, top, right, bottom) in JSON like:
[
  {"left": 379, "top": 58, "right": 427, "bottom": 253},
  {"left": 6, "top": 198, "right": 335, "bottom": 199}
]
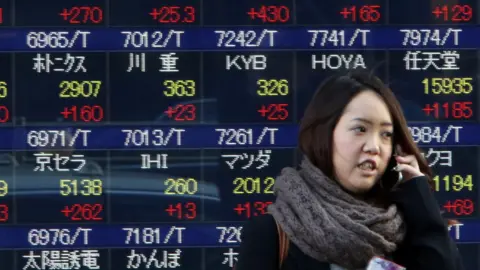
[{"left": 0, "top": 0, "right": 478, "bottom": 269}]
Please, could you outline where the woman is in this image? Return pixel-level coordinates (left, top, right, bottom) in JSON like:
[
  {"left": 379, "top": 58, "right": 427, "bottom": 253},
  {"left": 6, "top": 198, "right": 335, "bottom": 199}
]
[{"left": 235, "top": 71, "right": 463, "bottom": 270}]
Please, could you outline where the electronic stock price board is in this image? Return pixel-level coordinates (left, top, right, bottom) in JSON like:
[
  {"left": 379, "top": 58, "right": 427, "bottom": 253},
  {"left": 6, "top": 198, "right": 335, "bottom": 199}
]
[{"left": 0, "top": 0, "right": 478, "bottom": 269}]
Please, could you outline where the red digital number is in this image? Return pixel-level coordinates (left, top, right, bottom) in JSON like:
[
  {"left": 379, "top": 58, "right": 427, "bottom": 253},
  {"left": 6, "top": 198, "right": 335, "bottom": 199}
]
[
  {"left": 61, "top": 203, "right": 103, "bottom": 221},
  {"left": 149, "top": 6, "right": 195, "bottom": 24},
  {"left": 61, "top": 105, "right": 104, "bottom": 122},
  {"left": 340, "top": 5, "right": 381, "bottom": 22},
  {"left": 247, "top": 6, "right": 290, "bottom": 23},
  {"left": 59, "top": 6, "right": 103, "bottom": 24},
  {"left": 423, "top": 102, "right": 473, "bottom": 119},
  {"left": 443, "top": 199, "right": 474, "bottom": 216},
  {"left": 164, "top": 104, "right": 196, "bottom": 121},
  {"left": 0, "top": 106, "right": 9, "bottom": 123},
  {"left": 0, "top": 204, "right": 8, "bottom": 221},
  {"left": 432, "top": 5, "right": 472, "bottom": 22},
  {"left": 234, "top": 201, "right": 272, "bottom": 218},
  {"left": 258, "top": 104, "right": 289, "bottom": 121},
  {"left": 165, "top": 202, "right": 197, "bottom": 220}
]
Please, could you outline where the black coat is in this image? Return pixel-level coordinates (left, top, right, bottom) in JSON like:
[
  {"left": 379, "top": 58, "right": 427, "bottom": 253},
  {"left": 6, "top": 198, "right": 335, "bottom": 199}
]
[{"left": 235, "top": 176, "right": 464, "bottom": 270}]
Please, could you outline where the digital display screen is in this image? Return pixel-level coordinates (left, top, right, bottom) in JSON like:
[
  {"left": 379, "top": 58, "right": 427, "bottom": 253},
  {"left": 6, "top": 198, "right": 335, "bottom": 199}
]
[{"left": 0, "top": 0, "right": 478, "bottom": 269}]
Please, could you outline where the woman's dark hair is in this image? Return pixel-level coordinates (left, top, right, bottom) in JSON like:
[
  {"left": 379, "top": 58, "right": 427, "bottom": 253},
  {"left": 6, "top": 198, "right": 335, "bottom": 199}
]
[{"left": 298, "top": 71, "right": 433, "bottom": 194}]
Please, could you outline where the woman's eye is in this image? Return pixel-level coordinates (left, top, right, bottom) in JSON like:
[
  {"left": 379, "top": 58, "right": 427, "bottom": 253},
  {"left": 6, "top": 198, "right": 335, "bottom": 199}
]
[
  {"left": 354, "top": 127, "right": 366, "bottom": 132},
  {"left": 383, "top": 131, "right": 393, "bottom": 138}
]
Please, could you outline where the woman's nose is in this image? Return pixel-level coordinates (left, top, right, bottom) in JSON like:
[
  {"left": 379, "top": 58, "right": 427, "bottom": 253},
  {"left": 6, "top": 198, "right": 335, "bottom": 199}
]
[{"left": 363, "top": 136, "right": 380, "bottom": 154}]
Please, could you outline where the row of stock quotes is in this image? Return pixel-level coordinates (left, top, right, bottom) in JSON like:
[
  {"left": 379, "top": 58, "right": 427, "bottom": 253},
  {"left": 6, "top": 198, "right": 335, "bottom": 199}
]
[
  {"left": 0, "top": 0, "right": 478, "bottom": 269},
  {"left": 0, "top": 1, "right": 478, "bottom": 25}
]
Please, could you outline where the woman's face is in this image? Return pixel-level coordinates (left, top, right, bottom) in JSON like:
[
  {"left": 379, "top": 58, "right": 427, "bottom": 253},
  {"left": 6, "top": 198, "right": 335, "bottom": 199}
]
[{"left": 332, "top": 90, "right": 394, "bottom": 194}]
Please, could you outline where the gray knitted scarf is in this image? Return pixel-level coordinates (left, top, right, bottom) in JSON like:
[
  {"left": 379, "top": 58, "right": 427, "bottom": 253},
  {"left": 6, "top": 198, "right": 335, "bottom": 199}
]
[{"left": 268, "top": 157, "right": 406, "bottom": 269}]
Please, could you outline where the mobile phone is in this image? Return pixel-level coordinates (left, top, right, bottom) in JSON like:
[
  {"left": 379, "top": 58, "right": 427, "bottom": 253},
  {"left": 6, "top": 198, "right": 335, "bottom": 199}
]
[
  {"left": 366, "top": 256, "right": 406, "bottom": 270},
  {"left": 390, "top": 147, "right": 404, "bottom": 189}
]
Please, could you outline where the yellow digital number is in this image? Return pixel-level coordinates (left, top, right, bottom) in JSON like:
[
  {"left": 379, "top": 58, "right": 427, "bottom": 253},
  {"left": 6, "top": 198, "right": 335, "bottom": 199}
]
[
  {"left": 0, "top": 82, "right": 7, "bottom": 98},
  {"left": 233, "top": 177, "right": 275, "bottom": 194},
  {"left": 0, "top": 180, "right": 8, "bottom": 196},
  {"left": 59, "top": 179, "right": 103, "bottom": 196},
  {"left": 433, "top": 175, "right": 473, "bottom": 192},
  {"left": 164, "top": 178, "right": 198, "bottom": 195},
  {"left": 422, "top": 78, "right": 473, "bottom": 95},
  {"left": 59, "top": 81, "right": 101, "bottom": 98},
  {"left": 163, "top": 80, "right": 196, "bottom": 97},
  {"left": 256, "top": 79, "right": 289, "bottom": 96}
]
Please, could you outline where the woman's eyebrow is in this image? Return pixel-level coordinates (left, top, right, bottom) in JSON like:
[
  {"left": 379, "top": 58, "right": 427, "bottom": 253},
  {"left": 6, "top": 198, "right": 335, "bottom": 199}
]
[{"left": 351, "top": 117, "right": 393, "bottom": 126}]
